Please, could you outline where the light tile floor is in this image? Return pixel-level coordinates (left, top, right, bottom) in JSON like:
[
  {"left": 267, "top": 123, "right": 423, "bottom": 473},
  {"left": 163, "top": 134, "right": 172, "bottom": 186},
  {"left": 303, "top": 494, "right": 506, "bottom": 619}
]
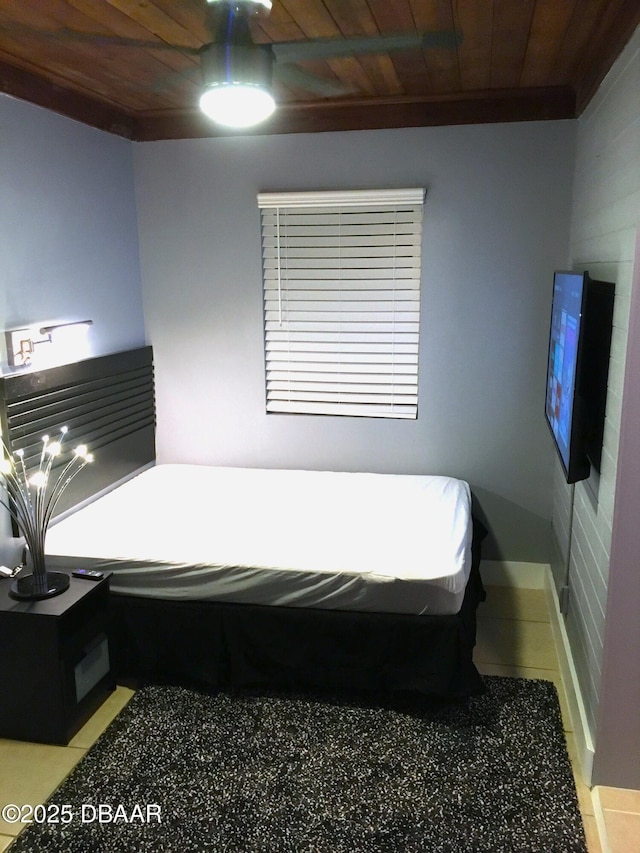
[
  {"left": 593, "top": 787, "right": 640, "bottom": 853},
  {"left": 0, "top": 687, "right": 134, "bottom": 848},
  {"left": 475, "top": 585, "right": 640, "bottom": 853},
  {"left": 0, "top": 585, "right": 637, "bottom": 851}
]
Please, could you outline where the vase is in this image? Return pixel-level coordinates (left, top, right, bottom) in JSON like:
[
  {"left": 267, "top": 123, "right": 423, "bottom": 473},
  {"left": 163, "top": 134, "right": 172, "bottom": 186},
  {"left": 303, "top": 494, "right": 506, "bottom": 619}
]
[{"left": 9, "top": 535, "right": 70, "bottom": 601}]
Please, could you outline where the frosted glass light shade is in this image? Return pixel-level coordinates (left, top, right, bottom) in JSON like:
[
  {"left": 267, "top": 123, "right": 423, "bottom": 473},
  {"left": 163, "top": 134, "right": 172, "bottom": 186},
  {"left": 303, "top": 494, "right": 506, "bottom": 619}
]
[{"left": 199, "top": 83, "right": 276, "bottom": 128}]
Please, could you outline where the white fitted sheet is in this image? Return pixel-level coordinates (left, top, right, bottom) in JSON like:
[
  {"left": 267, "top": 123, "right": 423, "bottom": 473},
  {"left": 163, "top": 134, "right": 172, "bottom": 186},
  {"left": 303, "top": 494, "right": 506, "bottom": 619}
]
[{"left": 44, "top": 464, "right": 473, "bottom": 615}]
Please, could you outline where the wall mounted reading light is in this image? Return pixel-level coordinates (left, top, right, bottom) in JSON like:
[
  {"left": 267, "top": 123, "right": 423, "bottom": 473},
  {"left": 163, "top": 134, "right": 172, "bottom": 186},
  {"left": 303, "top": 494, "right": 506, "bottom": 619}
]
[
  {"left": 5, "top": 320, "right": 94, "bottom": 368},
  {"left": 39, "top": 320, "right": 94, "bottom": 338}
]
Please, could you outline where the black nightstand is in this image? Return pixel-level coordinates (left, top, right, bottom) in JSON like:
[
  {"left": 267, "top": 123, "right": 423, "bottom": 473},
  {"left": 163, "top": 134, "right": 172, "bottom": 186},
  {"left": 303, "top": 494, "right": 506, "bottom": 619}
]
[{"left": 0, "top": 571, "right": 115, "bottom": 744}]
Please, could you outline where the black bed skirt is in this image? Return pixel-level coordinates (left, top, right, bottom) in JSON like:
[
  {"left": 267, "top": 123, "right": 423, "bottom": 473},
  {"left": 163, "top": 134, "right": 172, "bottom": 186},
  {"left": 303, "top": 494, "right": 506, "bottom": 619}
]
[{"left": 107, "top": 522, "right": 487, "bottom": 701}]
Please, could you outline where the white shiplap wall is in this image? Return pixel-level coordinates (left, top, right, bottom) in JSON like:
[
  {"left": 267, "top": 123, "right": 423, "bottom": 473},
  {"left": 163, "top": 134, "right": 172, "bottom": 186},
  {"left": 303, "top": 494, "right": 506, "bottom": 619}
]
[{"left": 553, "top": 25, "right": 640, "bottom": 741}]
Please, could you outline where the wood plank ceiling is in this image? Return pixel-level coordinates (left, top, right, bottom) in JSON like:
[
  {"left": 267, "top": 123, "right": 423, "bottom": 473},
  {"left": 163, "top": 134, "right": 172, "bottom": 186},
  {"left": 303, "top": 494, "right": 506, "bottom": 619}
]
[{"left": 0, "top": 0, "right": 639, "bottom": 141}]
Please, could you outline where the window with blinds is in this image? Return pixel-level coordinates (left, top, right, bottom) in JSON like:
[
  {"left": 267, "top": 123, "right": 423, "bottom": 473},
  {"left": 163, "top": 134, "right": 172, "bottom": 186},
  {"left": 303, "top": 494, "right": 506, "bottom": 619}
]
[{"left": 258, "top": 188, "right": 425, "bottom": 419}]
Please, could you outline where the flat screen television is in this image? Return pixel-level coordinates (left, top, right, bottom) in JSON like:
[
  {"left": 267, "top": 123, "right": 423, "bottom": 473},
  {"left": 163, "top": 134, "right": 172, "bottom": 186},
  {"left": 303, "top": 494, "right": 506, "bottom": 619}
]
[{"left": 545, "top": 270, "right": 614, "bottom": 484}]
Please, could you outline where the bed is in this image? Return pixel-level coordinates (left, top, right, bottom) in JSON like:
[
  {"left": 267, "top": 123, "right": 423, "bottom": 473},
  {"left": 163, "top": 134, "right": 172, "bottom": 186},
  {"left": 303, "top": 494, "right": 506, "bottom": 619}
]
[{"left": 0, "top": 346, "right": 486, "bottom": 699}]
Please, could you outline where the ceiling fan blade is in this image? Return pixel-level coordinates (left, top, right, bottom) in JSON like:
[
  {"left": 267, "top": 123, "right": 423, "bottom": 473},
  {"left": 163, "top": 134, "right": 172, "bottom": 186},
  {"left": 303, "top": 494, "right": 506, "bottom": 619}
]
[
  {"left": 271, "top": 30, "right": 462, "bottom": 65},
  {"left": 4, "top": 22, "right": 200, "bottom": 54},
  {"left": 151, "top": 65, "right": 201, "bottom": 94},
  {"left": 274, "top": 64, "right": 353, "bottom": 98}
]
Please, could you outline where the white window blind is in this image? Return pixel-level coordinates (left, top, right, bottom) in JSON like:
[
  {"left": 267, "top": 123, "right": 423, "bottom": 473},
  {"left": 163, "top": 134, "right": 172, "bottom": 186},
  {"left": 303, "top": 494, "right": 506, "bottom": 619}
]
[{"left": 258, "top": 188, "right": 425, "bottom": 419}]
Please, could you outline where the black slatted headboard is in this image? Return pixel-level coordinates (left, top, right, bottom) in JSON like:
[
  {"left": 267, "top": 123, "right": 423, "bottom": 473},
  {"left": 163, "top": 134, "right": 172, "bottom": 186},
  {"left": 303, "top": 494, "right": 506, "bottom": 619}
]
[{"left": 0, "top": 346, "right": 156, "bottom": 521}]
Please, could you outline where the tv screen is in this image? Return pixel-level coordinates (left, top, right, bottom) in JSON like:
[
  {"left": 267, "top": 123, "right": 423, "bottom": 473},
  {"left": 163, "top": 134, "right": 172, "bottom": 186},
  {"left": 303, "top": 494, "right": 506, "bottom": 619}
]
[
  {"left": 545, "top": 271, "right": 590, "bottom": 483},
  {"left": 545, "top": 270, "right": 614, "bottom": 484}
]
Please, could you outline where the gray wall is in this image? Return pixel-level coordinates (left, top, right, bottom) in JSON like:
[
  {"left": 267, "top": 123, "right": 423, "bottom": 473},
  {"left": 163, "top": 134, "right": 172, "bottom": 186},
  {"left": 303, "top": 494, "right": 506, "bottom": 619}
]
[
  {"left": 555, "top": 25, "right": 640, "bottom": 787},
  {"left": 0, "top": 96, "right": 145, "bottom": 364},
  {"left": 134, "top": 121, "right": 576, "bottom": 562},
  {"left": 593, "top": 228, "right": 640, "bottom": 789},
  {"left": 0, "top": 94, "right": 146, "bottom": 564}
]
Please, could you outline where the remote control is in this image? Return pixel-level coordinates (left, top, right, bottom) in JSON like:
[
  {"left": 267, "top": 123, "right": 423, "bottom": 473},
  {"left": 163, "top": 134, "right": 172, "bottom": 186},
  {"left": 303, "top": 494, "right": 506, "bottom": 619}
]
[{"left": 72, "top": 569, "right": 104, "bottom": 581}]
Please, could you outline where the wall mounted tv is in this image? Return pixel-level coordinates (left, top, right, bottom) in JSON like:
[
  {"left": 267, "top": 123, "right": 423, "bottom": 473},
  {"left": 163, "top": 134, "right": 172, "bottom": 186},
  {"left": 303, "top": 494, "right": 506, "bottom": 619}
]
[{"left": 545, "top": 270, "right": 614, "bottom": 484}]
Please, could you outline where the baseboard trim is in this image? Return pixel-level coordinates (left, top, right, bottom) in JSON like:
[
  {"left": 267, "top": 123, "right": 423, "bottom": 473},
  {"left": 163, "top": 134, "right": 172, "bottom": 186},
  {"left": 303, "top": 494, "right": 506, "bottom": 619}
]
[
  {"left": 591, "top": 788, "right": 612, "bottom": 853},
  {"left": 479, "top": 559, "right": 596, "bottom": 785},
  {"left": 544, "top": 566, "right": 595, "bottom": 787},
  {"left": 480, "top": 560, "right": 547, "bottom": 589}
]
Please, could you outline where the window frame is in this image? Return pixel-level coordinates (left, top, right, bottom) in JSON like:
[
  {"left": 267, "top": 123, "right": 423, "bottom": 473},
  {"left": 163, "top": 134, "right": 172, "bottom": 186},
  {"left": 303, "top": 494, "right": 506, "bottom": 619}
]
[{"left": 258, "top": 188, "right": 425, "bottom": 419}]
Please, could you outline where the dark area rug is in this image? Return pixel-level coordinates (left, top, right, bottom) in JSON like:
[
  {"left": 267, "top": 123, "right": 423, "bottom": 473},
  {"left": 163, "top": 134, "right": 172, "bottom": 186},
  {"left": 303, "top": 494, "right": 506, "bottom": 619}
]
[{"left": 11, "top": 677, "right": 587, "bottom": 852}]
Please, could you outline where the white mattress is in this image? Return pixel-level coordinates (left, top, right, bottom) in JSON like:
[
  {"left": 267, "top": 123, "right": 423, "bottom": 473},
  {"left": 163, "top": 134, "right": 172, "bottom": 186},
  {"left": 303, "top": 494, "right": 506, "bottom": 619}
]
[{"left": 44, "top": 464, "right": 473, "bottom": 615}]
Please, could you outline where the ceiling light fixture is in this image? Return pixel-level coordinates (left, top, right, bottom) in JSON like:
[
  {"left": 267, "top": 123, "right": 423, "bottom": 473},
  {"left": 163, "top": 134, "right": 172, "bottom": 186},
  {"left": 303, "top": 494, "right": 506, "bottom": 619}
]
[
  {"left": 199, "top": 0, "right": 276, "bottom": 129},
  {"left": 199, "top": 80, "right": 276, "bottom": 129}
]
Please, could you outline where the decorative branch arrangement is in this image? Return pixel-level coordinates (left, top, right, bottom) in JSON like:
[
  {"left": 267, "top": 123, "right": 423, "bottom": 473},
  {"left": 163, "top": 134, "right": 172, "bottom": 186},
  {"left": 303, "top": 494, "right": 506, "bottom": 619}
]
[{"left": 0, "top": 427, "right": 93, "bottom": 600}]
